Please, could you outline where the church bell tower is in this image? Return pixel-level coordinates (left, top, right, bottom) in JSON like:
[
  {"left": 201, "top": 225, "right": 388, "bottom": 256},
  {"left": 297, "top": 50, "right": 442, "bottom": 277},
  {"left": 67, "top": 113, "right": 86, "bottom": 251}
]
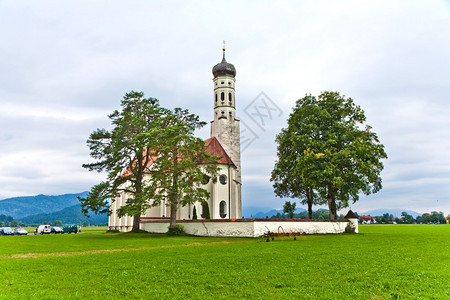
[{"left": 210, "top": 43, "right": 241, "bottom": 211}]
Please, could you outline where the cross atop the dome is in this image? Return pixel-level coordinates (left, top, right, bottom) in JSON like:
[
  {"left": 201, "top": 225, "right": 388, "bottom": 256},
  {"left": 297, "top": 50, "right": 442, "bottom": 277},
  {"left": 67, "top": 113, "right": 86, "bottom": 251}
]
[{"left": 223, "top": 40, "right": 226, "bottom": 59}]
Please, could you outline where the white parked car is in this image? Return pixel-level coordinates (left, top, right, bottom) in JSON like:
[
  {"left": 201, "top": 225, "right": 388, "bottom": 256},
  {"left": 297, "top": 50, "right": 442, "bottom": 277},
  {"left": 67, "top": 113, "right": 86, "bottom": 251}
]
[
  {"left": 34, "top": 225, "right": 51, "bottom": 235},
  {"left": 13, "top": 228, "right": 28, "bottom": 235}
]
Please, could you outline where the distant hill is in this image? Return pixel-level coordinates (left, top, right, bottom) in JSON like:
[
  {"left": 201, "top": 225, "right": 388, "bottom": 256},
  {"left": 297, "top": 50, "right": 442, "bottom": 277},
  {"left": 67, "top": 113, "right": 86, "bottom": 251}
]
[
  {"left": 242, "top": 206, "right": 273, "bottom": 218},
  {"left": 0, "top": 192, "right": 88, "bottom": 219},
  {"left": 359, "top": 208, "right": 422, "bottom": 218},
  {"left": 252, "top": 208, "right": 307, "bottom": 219},
  {"left": 20, "top": 203, "right": 108, "bottom": 226}
]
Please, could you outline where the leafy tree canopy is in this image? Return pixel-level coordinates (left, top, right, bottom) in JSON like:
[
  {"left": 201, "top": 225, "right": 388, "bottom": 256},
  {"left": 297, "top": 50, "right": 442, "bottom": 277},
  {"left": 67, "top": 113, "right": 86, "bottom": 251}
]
[
  {"left": 271, "top": 92, "right": 387, "bottom": 219},
  {"left": 283, "top": 201, "right": 296, "bottom": 219},
  {"left": 80, "top": 91, "right": 219, "bottom": 231}
]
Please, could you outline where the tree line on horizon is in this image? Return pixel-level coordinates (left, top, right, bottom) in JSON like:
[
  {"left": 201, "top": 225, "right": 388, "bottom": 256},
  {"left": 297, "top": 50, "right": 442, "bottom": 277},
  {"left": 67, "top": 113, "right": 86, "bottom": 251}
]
[
  {"left": 270, "top": 206, "right": 450, "bottom": 224},
  {"left": 0, "top": 214, "right": 107, "bottom": 227},
  {"left": 372, "top": 211, "right": 447, "bottom": 224},
  {"left": 271, "top": 205, "right": 448, "bottom": 224}
]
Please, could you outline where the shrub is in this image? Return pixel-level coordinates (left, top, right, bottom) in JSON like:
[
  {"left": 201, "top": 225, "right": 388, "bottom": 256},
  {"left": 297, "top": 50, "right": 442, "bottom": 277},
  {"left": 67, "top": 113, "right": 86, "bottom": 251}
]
[
  {"left": 167, "top": 224, "right": 184, "bottom": 236},
  {"left": 345, "top": 222, "right": 355, "bottom": 234},
  {"left": 202, "top": 202, "right": 211, "bottom": 219},
  {"left": 193, "top": 206, "right": 198, "bottom": 220}
]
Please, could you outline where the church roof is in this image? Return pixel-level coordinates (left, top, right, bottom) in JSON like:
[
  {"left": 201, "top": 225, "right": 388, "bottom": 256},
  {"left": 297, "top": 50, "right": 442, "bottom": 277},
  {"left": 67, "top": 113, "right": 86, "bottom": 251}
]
[
  {"left": 212, "top": 48, "right": 236, "bottom": 78},
  {"left": 204, "top": 136, "right": 236, "bottom": 168},
  {"left": 212, "top": 58, "right": 236, "bottom": 78},
  {"left": 345, "top": 210, "right": 358, "bottom": 219},
  {"left": 123, "top": 137, "right": 235, "bottom": 176}
]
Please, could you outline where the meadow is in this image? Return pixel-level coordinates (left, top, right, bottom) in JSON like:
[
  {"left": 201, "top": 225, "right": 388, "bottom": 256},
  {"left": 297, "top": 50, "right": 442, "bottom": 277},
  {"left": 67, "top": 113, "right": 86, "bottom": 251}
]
[{"left": 0, "top": 225, "right": 448, "bottom": 299}]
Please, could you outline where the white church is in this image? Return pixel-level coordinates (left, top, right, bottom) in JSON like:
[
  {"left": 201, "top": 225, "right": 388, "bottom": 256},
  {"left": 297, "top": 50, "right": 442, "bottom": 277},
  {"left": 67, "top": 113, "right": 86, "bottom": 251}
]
[
  {"left": 109, "top": 47, "right": 243, "bottom": 231},
  {"left": 108, "top": 47, "right": 358, "bottom": 236}
]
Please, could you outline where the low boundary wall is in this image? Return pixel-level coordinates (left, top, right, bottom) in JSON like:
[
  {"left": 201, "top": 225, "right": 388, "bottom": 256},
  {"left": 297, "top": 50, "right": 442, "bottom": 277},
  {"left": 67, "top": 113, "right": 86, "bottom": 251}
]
[{"left": 138, "top": 218, "right": 357, "bottom": 237}]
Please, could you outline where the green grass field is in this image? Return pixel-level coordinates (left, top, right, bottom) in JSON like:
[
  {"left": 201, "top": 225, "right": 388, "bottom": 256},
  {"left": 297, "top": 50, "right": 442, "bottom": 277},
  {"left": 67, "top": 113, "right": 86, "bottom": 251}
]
[{"left": 0, "top": 225, "right": 448, "bottom": 299}]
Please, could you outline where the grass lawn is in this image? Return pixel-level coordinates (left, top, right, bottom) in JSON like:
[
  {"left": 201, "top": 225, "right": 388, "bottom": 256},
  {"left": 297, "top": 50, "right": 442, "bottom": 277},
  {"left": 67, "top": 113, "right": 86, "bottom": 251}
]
[{"left": 0, "top": 225, "right": 448, "bottom": 299}]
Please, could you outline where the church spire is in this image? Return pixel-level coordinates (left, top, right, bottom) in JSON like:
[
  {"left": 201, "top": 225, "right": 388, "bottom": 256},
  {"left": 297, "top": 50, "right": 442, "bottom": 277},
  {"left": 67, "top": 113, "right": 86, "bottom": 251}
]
[
  {"left": 222, "top": 40, "right": 226, "bottom": 61},
  {"left": 212, "top": 42, "right": 236, "bottom": 78}
]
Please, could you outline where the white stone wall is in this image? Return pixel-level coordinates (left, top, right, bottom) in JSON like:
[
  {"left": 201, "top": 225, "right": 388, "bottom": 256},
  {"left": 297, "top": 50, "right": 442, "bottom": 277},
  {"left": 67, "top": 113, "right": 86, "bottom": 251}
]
[
  {"left": 253, "top": 221, "right": 348, "bottom": 236},
  {"left": 140, "top": 219, "right": 357, "bottom": 237}
]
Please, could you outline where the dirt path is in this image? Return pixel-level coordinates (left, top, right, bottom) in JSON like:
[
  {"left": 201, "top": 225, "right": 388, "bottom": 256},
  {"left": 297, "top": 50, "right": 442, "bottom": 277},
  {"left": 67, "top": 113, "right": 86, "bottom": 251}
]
[{"left": 0, "top": 240, "right": 251, "bottom": 260}]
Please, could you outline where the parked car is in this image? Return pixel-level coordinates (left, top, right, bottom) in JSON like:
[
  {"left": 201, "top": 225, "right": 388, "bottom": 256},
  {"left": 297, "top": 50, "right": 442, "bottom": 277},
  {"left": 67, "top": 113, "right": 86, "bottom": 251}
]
[
  {"left": 51, "top": 226, "right": 64, "bottom": 234},
  {"left": 0, "top": 227, "right": 14, "bottom": 236},
  {"left": 63, "top": 225, "right": 78, "bottom": 234},
  {"left": 13, "top": 228, "right": 28, "bottom": 235},
  {"left": 34, "top": 225, "right": 51, "bottom": 235}
]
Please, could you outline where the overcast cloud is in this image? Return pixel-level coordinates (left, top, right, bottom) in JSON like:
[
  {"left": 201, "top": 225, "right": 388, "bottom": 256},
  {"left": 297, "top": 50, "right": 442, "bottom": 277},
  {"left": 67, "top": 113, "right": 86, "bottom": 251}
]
[{"left": 1, "top": 0, "right": 449, "bottom": 215}]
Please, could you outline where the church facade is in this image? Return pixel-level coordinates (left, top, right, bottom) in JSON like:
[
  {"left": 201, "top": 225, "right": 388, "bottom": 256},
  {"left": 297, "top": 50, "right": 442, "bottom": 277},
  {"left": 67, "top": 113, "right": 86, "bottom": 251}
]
[{"left": 108, "top": 48, "right": 242, "bottom": 231}]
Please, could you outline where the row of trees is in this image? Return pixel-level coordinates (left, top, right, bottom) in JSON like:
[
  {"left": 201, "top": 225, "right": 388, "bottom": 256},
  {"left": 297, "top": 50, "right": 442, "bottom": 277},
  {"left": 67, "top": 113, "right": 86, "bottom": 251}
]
[
  {"left": 275, "top": 205, "right": 346, "bottom": 220},
  {"left": 362, "top": 211, "right": 448, "bottom": 224},
  {"left": 80, "top": 91, "right": 220, "bottom": 231},
  {"left": 375, "top": 211, "right": 447, "bottom": 224},
  {"left": 0, "top": 214, "right": 25, "bottom": 227},
  {"left": 271, "top": 92, "right": 387, "bottom": 220},
  {"left": 0, "top": 216, "right": 71, "bottom": 227}
]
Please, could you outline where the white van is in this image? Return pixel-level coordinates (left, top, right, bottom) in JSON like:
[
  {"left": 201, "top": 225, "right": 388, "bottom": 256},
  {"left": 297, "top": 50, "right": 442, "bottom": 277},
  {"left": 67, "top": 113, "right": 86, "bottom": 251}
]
[{"left": 34, "top": 225, "right": 51, "bottom": 235}]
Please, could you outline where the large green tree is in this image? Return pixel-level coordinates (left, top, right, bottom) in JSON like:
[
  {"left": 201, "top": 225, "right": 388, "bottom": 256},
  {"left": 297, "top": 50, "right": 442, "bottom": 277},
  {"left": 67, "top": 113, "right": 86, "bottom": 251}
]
[
  {"left": 142, "top": 107, "right": 219, "bottom": 227},
  {"left": 80, "top": 91, "right": 218, "bottom": 231},
  {"left": 271, "top": 95, "right": 323, "bottom": 219},
  {"left": 271, "top": 92, "right": 387, "bottom": 220}
]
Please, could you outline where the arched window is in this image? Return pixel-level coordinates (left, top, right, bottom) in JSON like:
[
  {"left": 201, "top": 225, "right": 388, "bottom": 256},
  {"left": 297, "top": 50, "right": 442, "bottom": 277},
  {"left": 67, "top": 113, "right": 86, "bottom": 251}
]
[
  {"left": 221, "top": 92, "right": 225, "bottom": 101},
  {"left": 220, "top": 201, "right": 227, "bottom": 218},
  {"left": 215, "top": 93, "right": 217, "bottom": 103},
  {"left": 229, "top": 92, "right": 232, "bottom": 102}
]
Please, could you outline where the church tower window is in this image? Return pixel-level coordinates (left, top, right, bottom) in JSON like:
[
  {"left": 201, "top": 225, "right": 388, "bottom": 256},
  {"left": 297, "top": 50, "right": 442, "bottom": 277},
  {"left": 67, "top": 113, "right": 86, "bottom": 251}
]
[
  {"left": 221, "top": 92, "right": 225, "bottom": 101},
  {"left": 219, "top": 175, "right": 227, "bottom": 185}
]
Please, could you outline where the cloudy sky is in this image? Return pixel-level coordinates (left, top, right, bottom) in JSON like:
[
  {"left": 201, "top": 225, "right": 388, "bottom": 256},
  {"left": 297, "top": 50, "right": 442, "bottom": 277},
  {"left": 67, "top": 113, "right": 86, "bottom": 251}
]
[{"left": 0, "top": 0, "right": 449, "bottom": 215}]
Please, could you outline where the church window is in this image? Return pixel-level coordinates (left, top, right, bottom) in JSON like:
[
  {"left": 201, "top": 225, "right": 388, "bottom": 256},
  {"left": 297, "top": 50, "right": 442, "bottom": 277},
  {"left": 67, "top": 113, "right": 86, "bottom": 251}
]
[
  {"left": 201, "top": 203, "right": 210, "bottom": 219},
  {"left": 215, "top": 93, "right": 217, "bottom": 102},
  {"left": 221, "top": 92, "right": 225, "bottom": 101},
  {"left": 229, "top": 93, "right": 232, "bottom": 102},
  {"left": 202, "top": 174, "right": 210, "bottom": 184},
  {"left": 228, "top": 81, "right": 231, "bottom": 85},
  {"left": 220, "top": 201, "right": 227, "bottom": 218},
  {"left": 219, "top": 175, "right": 227, "bottom": 185},
  {"left": 221, "top": 81, "right": 224, "bottom": 85}
]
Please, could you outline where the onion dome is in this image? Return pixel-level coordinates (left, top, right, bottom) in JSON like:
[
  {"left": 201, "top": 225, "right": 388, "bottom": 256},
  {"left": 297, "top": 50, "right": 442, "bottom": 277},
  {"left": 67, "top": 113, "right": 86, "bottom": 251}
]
[{"left": 212, "top": 45, "right": 236, "bottom": 78}]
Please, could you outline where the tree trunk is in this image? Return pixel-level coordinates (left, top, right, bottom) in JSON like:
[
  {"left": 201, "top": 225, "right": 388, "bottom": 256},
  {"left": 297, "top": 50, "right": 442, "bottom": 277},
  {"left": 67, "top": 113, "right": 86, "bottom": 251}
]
[
  {"left": 327, "top": 197, "right": 337, "bottom": 220},
  {"left": 169, "top": 203, "right": 177, "bottom": 227},
  {"left": 306, "top": 189, "right": 313, "bottom": 219},
  {"left": 132, "top": 215, "right": 140, "bottom": 232},
  {"left": 327, "top": 186, "right": 337, "bottom": 220}
]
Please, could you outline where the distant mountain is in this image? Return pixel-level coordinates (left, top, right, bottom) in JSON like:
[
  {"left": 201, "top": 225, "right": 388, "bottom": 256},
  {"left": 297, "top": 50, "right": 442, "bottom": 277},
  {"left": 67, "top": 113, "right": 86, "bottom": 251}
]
[
  {"left": 359, "top": 208, "right": 422, "bottom": 218},
  {"left": 20, "top": 203, "right": 108, "bottom": 226},
  {"left": 242, "top": 206, "right": 274, "bottom": 218},
  {"left": 252, "top": 208, "right": 307, "bottom": 219},
  {"left": 0, "top": 192, "right": 88, "bottom": 219}
]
